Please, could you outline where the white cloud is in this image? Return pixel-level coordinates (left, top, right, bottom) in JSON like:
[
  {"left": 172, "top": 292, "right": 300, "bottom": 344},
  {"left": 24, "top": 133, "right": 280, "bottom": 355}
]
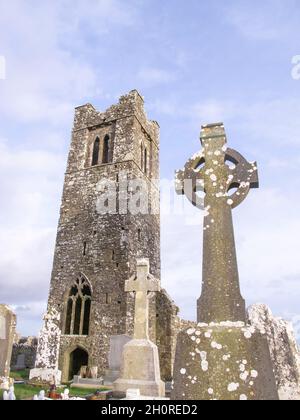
[
  {"left": 191, "top": 100, "right": 235, "bottom": 124},
  {"left": 149, "top": 98, "right": 235, "bottom": 122},
  {"left": 236, "top": 188, "right": 300, "bottom": 287},
  {"left": 73, "top": 0, "right": 137, "bottom": 31},
  {"left": 11, "top": 301, "right": 48, "bottom": 337},
  {"left": 0, "top": 138, "right": 64, "bottom": 333},
  {"left": 225, "top": 8, "right": 278, "bottom": 41},
  {"left": 224, "top": 0, "right": 299, "bottom": 41},
  {"left": 137, "top": 67, "right": 177, "bottom": 86},
  {"left": 0, "top": 0, "right": 138, "bottom": 123},
  {"left": 151, "top": 96, "right": 300, "bottom": 148}
]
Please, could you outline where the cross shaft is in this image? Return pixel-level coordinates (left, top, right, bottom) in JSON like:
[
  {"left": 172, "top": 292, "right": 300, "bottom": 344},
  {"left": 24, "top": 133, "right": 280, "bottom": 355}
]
[{"left": 175, "top": 123, "right": 259, "bottom": 323}]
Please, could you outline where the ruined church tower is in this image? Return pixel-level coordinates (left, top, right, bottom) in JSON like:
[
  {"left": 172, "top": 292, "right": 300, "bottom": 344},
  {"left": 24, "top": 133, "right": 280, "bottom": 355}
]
[{"left": 32, "top": 90, "right": 179, "bottom": 383}]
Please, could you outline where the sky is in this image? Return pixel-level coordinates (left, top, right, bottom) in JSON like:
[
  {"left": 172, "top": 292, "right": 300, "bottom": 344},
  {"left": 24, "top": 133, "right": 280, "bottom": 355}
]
[{"left": 0, "top": 0, "right": 300, "bottom": 339}]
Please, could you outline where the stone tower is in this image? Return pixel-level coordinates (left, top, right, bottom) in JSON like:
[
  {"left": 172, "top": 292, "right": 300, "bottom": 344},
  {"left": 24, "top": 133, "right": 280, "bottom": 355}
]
[{"left": 31, "top": 90, "right": 179, "bottom": 384}]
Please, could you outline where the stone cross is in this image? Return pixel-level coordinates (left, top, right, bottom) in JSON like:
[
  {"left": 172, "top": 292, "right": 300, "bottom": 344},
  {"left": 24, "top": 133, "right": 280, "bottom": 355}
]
[
  {"left": 175, "top": 123, "right": 258, "bottom": 323},
  {"left": 125, "top": 259, "right": 160, "bottom": 340}
]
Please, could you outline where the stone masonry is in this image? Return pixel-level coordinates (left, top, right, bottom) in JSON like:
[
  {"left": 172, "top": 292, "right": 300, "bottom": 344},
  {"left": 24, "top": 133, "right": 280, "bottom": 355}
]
[
  {"left": 11, "top": 336, "right": 37, "bottom": 370},
  {"left": 0, "top": 304, "right": 16, "bottom": 387},
  {"left": 30, "top": 309, "right": 62, "bottom": 384},
  {"left": 33, "top": 90, "right": 180, "bottom": 383},
  {"left": 248, "top": 304, "right": 300, "bottom": 400}
]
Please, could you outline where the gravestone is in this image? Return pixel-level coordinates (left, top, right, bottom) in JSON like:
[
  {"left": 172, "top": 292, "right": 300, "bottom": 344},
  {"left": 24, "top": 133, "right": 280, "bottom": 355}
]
[
  {"left": 79, "top": 366, "right": 88, "bottom": 378},
  {"left": 113, "top": 259, "right": 165, "bottom": 397},
  {"left": 89, "top": 366, "right": 98, "bottom": 379},
  {"left": 104, "top": 335, "right": 131, "bottom": 385},
  {"left": 79, "top": 366, "right": 99, "bottom": 379},
  {"left": 172, "top": 123, "right": 278, "bottom": 400},
  {"left": 72, "top": 364, "right": 104, "bottom": 389},
  {"left": 0, "top": 305, "right": 16, "bottom": 388},
  {"left": 15, "top": 354, "right": 26, "bottom": 371},
  {"left": 29, "top": 308, "right": 62, "bottom": 384}
]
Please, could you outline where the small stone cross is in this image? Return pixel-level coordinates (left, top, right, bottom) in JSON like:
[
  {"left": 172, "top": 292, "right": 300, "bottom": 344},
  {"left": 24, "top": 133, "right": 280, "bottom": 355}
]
[{"left": 126, "top": 259, "right": 160, "bottom": 340}]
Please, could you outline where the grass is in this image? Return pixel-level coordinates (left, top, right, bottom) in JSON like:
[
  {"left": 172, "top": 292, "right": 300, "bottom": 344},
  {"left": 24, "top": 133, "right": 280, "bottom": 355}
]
[
  {"left": 1, "top": 371, "right": 110, "bottom": 400},
  {"left": 10, "top": 369, "right": 31, "bottom": 381},
  {"left": 1, "top": 383, "right": 45, "bottom": 400},
  {"left": 1, "top": 384, "right": 110, "bottom": 400}
]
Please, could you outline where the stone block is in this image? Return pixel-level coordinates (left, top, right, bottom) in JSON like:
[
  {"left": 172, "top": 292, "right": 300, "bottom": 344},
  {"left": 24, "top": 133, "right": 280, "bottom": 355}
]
[
  {"left": 172, "top": 324, "right": 279, "bottom": 400},
  {"left": 114, "top": 339, "right": 165, "bottom": 397}
]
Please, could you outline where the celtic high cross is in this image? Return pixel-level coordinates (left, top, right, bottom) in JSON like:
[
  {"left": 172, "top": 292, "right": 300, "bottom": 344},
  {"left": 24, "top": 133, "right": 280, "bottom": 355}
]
[{"left": 175, "top": 123, "right": 259, "bottom": 323}]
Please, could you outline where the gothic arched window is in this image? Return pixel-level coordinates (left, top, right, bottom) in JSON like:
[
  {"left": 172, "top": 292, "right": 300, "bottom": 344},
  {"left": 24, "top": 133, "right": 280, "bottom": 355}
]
[
  {"left": 91, "top": 137, "right": 100, "bottom": 166},
  {"left": 102, "top": 135, "right": 110, "bottom": 164},
  {"left": 64, "top": 274, "right": 92, "bottom": 336}
]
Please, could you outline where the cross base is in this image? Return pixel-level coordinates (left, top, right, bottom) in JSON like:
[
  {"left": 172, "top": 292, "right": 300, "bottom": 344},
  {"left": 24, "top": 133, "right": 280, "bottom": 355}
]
[
  {"left": 172, "top": 324, "right": 279, "bottom": 400},
  {"left": 113, "top": 339, "right": 165, "bottom": 398}
]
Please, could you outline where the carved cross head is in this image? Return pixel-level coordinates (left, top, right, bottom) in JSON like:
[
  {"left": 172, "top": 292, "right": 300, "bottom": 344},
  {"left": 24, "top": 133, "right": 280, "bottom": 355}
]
[
  {"left": 125, "top": 258, "right": 160, "bottom": 295},
  {"left": 175, "top": 123, "right": 259, "bottom": 210}
]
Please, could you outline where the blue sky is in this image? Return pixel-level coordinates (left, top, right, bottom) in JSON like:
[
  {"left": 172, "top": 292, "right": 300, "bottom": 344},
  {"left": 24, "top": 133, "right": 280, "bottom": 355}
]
[{"left": 0, "top": 0, "right": 300, "bottom": 338}]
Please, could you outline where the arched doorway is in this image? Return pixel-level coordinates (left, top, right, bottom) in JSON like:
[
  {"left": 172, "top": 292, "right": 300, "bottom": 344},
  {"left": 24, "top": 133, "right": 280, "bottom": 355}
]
[{"left": 68, "top": 347, "right": 89, "bottom": 380}]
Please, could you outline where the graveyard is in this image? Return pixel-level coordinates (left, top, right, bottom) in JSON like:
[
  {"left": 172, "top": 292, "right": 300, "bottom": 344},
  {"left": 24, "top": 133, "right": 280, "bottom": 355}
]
[
  {"left": 0, "top": 377, "right": 107, "bottom": 400},
  {"left": 1, "top": 102, "right": 300, "bottom": 400}
]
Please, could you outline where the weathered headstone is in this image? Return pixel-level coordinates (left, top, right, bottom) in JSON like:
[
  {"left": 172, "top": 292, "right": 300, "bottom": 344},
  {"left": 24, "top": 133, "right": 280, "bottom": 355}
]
[
  {"left": 104, "top": 335, "right": 131, "bottom": 385},
  {"left": 15, "top": 354, "right": 26, "bottom": 371},
  {"left": 79, "top": 366, "right": 98, "bottom": 379},
  {"left": 172, "top": 123, "right": 279, "bottom": 400},
  {"left": 88, "top": 366, "right": 98, "bottom": 379},
  {"left": 29, "top": 308, "right": 62, "bottom": 384},
  {"left": 79, "top": 366, "right": 88, "bottom": 378},
  {"left": 113, "top": 259, "right": 165, "bottom": 397},
  {"left": 0, "top": 305, "right": 16, "bottom": 389}
]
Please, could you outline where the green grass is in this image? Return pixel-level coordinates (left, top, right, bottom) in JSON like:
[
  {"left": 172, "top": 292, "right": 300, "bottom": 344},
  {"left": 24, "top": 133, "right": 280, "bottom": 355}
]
[
  {"left": 0, "top": 383, "right": 110, "bottom": 400},
  {"left": 10, "top": 369, "right": 30, "bottom": 381},
  {"left": 1, "top": 383, "right": 44, "bottom": 400},
  {"left": 1, "top": 371, "right": 109, "bottom": 400}
]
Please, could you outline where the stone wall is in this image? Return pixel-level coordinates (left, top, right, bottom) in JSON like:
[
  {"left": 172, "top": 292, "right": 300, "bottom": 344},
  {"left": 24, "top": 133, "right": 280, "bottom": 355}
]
[
  {"left": 153, "top": 290, "right": 196, "bottom": 381},
  {"left": 11, "top": 336, "right": 37, "bottom": 370}
]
